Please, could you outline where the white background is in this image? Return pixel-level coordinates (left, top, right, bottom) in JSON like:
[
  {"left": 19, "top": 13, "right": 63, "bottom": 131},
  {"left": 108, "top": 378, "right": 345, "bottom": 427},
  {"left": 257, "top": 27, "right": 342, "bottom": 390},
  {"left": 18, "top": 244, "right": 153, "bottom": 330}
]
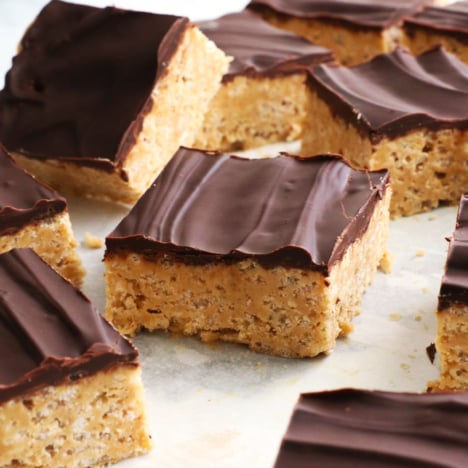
[{"left": 0, "top": 2, "right": 457, "bottom": 467}]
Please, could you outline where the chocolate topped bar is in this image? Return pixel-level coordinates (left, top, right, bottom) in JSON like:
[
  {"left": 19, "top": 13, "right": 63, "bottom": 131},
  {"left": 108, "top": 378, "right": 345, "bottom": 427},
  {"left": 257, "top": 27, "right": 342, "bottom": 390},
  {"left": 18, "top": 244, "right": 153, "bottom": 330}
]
[
  {"left": 0, "top": 144, "right": 65, "bottom": 235},
  {"left": 308, "top": 46, "right": 468, "bottom": 142},
  {"left": 404, "top": 1, "right": 468, "bottom": 39},
  {"left": 0, "top": 0, "right": 188, "bottom": 168},
  {"left": 0, "top": 248, "right": 137, "bottom": 404},
  {"left": 439, "top": 195, "right": 468, "bottom": 309},
  {"left": 106, "top": 147, "right": 389, "bottom": 274},
  {"left": 274, "top": 388, "right": 468, "bottom": 468},
  {"left": 248, "top": 0, "right": 431, "bottom": 30},
  {"left": 198, "top": 9, "right": 333, "bottom": 82}
]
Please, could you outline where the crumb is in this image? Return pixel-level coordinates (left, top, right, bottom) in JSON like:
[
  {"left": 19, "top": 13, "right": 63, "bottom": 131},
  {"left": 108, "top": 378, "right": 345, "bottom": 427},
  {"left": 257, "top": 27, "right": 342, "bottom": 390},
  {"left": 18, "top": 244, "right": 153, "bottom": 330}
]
[
  {"left": 84, "top": 231, "right": 104, "bottom": 249},
  {"left": 389, "top": 313, "right": 401, "bottom": 322},
  {"left": 421, "top": 287, "right": 428, "bottom": 294},
  {"left": 428, "top": 214, "right": 437, "bottom": 221},
  {"left": 400, "top": 363, "right": 410, "bottom": 371},
  {"left": 414, "top": 315, "right": 422, "bottom": 321},
  {"left": 378, "top": 251, "right": 393, "bottom": 273},
  {"left": 340, "top": 322, "right": 354, "bottom": 335},
  {"left": 415, "top": 249, "right": 425, "bottom": 257}
]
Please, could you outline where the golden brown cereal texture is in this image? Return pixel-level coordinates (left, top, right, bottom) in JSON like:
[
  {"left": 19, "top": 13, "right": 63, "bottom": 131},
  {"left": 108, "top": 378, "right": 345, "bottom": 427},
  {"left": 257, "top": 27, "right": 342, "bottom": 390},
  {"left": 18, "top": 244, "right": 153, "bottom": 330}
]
[
  {"left": 104, "top": 190, "right": 390, "bottom": 358},
  {"left": 0, "top": 212, "right": 84, "bottom": 285},
  {"left": 0, "top": 366, "right": 152, "bottom": 468},
  {"left": 301, "top": 88, "right": 468, "bottom": 217}
]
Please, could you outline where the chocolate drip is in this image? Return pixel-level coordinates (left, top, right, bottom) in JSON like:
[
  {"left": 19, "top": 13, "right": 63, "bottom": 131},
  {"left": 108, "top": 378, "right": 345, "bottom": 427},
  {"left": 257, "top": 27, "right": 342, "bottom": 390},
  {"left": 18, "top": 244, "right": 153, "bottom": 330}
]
[
  {"left": 0, "top": 248, "right": 137, "bottom": 403},
  {"left": 0, "top": 0, "right": 188, "bottom": 166},
  {"left": 106, "top": 148, "right": 389, "bottom": 274},
  {"left": 248, "top": 0, "right": 431, "bottom": 29},
  {"left": 198, "top": 10, "right": 333, "bottom": 81},
  {"left": 274, "top": 389, "right": 468, "bottom": 468},
  {"left": 308, "top": 47, "right": 468, "bottom": 141},
  {"left": 404, "top": 2, "right": 468, "bottom": 41},
  {"left": 0, "top": 144, "right": 66, "bottom": 235},
  {"left": 439, "top": 195, "right": 468, "bottom": 309}
]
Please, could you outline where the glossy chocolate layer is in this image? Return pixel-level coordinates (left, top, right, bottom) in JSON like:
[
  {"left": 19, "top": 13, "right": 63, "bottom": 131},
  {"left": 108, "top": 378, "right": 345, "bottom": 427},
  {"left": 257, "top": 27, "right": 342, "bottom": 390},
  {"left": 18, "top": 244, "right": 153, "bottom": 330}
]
[
  {"left": 198, "top": 10, "right": 333, "bottom": 82},
  {"left": 439, "top": 195, "right": 468, "bottom": 309},
  {"left": 0, "top": 248, "right": 137, "bottom": 404},
  {"left": 308, "top": 47, "right": 468, "bottom": 141},
  {"left": 404, "top": 2, "right": 468, "bottom": 41},
  {"left": 0, "top": 144, "right": 66, "bottom": 235},
  {"left": 0, "top": 0, "right": 188, "bottom": 169},
  {"left": 274, "top": 388, "right": 468, "bottom": 468},
  {"left": 248, "top": 0, "right": 431, "bottom": 29},
  {"left": 106, "top": 147, "right": 389, "bottom": 274}
]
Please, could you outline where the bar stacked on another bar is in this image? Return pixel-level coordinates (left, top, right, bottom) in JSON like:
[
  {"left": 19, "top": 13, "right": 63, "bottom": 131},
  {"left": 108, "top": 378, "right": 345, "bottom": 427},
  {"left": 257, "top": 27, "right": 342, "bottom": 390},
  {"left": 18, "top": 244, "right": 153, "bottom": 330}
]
[{"left": 104, "top": 147, "right": 390, "bottom": 358}]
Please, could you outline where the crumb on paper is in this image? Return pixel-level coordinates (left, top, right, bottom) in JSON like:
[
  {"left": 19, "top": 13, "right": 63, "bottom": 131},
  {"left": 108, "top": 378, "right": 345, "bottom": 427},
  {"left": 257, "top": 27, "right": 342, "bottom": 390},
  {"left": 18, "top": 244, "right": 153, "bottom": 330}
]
[
  {"left": 428, "top": 214, "right": 437, "bottom": 221},
  {"left": 84, "top": 231, "right": 104, "bottom": 249},
  {"left": 400, "top": 363, "right": 410, "bottom": 371},
  {"left": 379, "top": 251, "right": 393, "bottom": 273},
  {"left": 414, "top": 315, "right": 422, "bottom": 321},
  {"left": 389, "top": 313, "right": 401, "bottom": 322},
  {"left": 421, "top": 287, "right": 428, "bottom": 294},
  {"left": 415, "top": 249, "right": 425, "bottom": 257}
]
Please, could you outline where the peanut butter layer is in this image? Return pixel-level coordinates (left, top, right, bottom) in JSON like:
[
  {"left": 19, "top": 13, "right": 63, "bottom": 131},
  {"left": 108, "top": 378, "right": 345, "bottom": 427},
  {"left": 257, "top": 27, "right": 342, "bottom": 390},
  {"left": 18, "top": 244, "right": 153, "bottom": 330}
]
[
  {"left": 194, "top": 10, "right": 333, "bottom": 151},
  {"left": 0, "top": 248, "right": 137, "bottom": 404},
  {"left": 275, "top": 389, "right": 468, "bottom": 467}
]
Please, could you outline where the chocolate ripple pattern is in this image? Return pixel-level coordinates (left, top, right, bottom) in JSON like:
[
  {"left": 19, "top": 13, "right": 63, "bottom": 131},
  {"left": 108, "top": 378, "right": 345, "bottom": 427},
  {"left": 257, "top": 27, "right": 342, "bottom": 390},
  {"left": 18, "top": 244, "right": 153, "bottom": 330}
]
[
  {"left": 405, "top": 2, "right": 468, "bottom": 33},
  {"left": 274, "top": 388, "right": 468, "bottom": 468},
  {"left": 0, "top": 248, "right": 137, "bottom": 404},
  {"left": 308, "top": 47, "right": 468, "bottom": 140},
  {"left": 248, "top": 0, "right": 431, "bottom": 28},
  {"left": 198, "top": 9, "right": 333, "bottom": 80},
  {"left": 106, "top": 147, "right": 389, "bottom": 273}
]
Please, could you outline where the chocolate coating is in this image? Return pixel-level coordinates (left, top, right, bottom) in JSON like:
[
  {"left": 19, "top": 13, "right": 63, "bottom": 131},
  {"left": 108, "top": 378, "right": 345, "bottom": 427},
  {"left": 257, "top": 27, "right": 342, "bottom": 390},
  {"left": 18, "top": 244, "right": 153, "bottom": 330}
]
[
  {"left": 198, "top": 10, "right": 333, "bottom": 81},
  {"left": 106, "top": 147, "right": 389, "bottom": 274},
  {"left": 0, "top": 248, "right": 137, "bottom": 404},
  {"left": 0, "top": 0, "right": 188, "bottom": 169},
  {"left": 439, "top": 195, "right": 468, "bottom": 309},
  {"left": 404, "top": 2, "right": 468, "bottom": 42},
  {"left": 274, "top": 388, "right": 468, "bottom": 468},
  {"left": 308, "top": 46, "right": 468, "bottom": 141},
  {"left": 0, "top": 144, "right": 66, "bottom": 235},
  {"left": 248, "top": 0, "right": 431, "bottom": 29}
]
